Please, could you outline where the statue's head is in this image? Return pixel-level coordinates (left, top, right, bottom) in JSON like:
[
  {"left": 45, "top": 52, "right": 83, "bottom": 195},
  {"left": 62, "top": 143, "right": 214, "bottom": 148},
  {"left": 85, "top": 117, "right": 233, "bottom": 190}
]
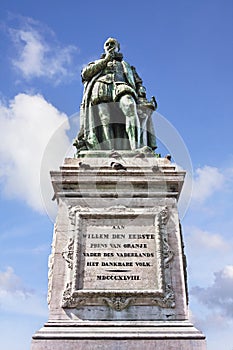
[{"left": 104, "top": 37, "right": 120, "bottom": 53}]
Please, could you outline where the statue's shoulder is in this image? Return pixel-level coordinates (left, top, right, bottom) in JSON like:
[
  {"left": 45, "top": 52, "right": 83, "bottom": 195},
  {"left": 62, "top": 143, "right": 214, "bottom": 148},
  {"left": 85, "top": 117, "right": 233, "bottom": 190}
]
[
  {"left": 122, "top": 61, "right": 137, "bottom": 72},
  {"left": 122, "top": 60, "right": 133, "bottom": 69},
  {"left": 81, "top": 58, "right": 101, "bottom": 78},
  {"left": 83, "top": 60, "right": 97, "bottom": 68}
]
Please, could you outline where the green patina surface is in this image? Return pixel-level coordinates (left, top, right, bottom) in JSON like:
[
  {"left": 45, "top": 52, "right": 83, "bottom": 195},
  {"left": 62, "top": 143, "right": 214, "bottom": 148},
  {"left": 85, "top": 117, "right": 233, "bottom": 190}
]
[{"left": 74, "top": 38, "right": 157, "bottom": 156}]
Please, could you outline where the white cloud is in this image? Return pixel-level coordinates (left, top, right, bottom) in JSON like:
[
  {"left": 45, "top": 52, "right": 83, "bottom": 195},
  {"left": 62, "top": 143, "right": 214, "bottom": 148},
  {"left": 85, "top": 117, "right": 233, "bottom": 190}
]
[
  {"left": 192, "top": 165, "right": 224, "bottom": 202},
  {"left": 8, "top": 17, "right": 78, "bottom": 83},
  {"left": 191, "top": 265, "right": 233, "bottom": 318},
  {"left": 0, "top": 266, "right": 23, "bottom": 293},
  {"left": 183, "top": 164, "right": 233, "bottom": 288},
  {"left": 186, "top": 227, "right": 229, "bottom": 251},
  {"left": 190, "top": 309, "right": 231, "bottom": 332},
  {"left": 189, "top": 266, "right": 233, "bottom": 349},
  {"left": 0, "top": 93, "right": 71, "bottom": 213},
  {"left": 184, "top": 224, "right": 233, "bottom": 288},
  {"left": 0, "top": 267, "right": 47, "bottom": 317}
]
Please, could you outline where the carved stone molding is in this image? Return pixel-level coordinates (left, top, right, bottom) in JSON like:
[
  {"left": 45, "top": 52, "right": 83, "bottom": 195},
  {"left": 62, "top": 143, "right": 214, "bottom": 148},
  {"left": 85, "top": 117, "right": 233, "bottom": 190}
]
[
  {"left": 62, "top": 282, "right": 86, "bottom": 308},
  {"left": 62, "top": 238, "right": 74, "bottom": 269},
  {"left": 157, "top": 206, "right": 175, "bottom": 306},
  {"left": 68, "top": 205, "right": 90, "bottom": 225},
  {"left": 47, "top": 223, "right": 57, "bottom": 306},
  {"left": 158, "top": 206, "right": 169, "bottom": 226},
  {"left": 163, "top": 236, "right": 174, "bottom": 268},
  {"left": 103, "top": 296, "right": 134, "bottom": 311},
  {"left": 105, "top": 205, "right": 134, "bottom": 213},
  {"left": 152, "top": 284, "right": 175, "bottom": 308}
]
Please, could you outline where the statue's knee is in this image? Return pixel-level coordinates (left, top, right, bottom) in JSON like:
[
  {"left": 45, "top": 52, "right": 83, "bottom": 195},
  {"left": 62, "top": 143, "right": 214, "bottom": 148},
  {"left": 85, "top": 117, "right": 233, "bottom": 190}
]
[
  {"left": 120, "top": 94, "right": 133, "bottom": 105},
  {"left": 100, "top": 115, "right": 110, "bottom": 125},
  {"left": 119, "top": 95, "right": 136, "bottom": 113},
  {"left": 98, "top": 106, "right": 110, "bottom": 125}
]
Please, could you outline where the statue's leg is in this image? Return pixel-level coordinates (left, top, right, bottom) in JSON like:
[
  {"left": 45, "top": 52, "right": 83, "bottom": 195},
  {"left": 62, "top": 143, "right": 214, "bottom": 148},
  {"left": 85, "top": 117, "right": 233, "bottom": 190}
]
[
  {"left": 119, "top": 95, "right": 140, "bottom": 150},
  {"left": 140, "top": 115, "right": 149, "bottom": 147},
  {"left": 97, "top": 103, "right": 113, "bottom": 149}
]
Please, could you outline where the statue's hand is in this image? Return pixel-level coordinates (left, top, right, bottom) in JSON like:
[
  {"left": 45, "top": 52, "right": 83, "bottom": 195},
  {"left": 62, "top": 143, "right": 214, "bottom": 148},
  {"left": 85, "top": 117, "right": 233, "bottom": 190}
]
[{"left": 106, "top": 47, "right": 115, "bottom": 60}]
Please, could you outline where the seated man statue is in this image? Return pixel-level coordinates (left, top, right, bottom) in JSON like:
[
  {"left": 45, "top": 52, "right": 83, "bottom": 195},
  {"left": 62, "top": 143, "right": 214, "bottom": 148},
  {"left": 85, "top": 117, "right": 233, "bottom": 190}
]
[{"left": 74, "top": 37, "right": 157, "bottom": 152}]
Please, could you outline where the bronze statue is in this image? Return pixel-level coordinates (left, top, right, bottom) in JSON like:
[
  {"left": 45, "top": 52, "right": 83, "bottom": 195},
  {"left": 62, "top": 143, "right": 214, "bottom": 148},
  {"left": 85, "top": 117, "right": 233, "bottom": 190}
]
[{"left": 74, "top": 37, "right": 157, "bottom": 152}]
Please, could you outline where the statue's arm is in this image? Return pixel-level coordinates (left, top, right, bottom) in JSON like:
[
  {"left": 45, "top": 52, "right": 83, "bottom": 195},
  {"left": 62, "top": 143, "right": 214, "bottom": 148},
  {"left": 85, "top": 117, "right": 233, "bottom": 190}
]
[
  {"left": 131, "top": 66, "right": 144, "bottom": 96},
  {"left": 82, "top": 54, "right": 112, "bottom": 81}
]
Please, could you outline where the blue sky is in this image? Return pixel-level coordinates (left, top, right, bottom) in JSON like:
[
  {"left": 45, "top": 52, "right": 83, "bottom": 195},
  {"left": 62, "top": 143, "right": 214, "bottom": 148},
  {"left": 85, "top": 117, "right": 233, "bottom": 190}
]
[{"left": 0, "top": 1, "right": 233, "bottom": 349}]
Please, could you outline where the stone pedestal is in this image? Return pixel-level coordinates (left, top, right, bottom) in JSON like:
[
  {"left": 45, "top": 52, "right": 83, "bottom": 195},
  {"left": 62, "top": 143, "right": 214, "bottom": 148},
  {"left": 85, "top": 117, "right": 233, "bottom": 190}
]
[{"left": 31, "top": 151, "right": 206, "bottom": 349}]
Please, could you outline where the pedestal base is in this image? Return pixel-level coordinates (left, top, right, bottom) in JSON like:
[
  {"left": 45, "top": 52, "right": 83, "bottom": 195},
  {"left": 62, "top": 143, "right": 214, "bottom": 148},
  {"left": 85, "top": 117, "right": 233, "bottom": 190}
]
[
  {"left": 33, "top": 156, "right": 206, "bottom": 349},
  {"left": 31, "top": 321, "right": 206, "bottom": 350}
]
